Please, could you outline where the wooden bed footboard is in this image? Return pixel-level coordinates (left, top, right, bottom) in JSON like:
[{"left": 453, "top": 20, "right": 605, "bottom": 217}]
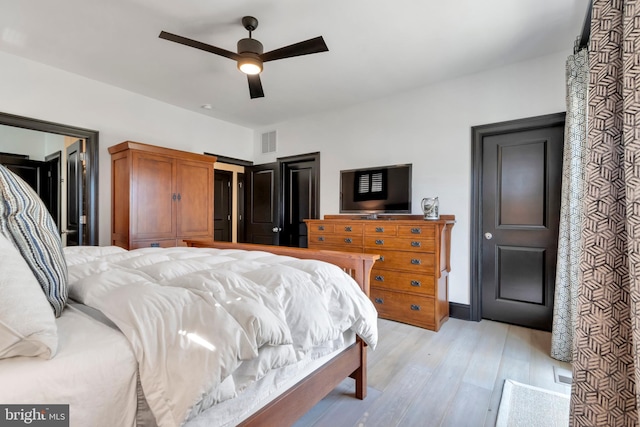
[
  {"left": 183, "top": 240, "right": 379, "bottom": 426},
  {"left": 184, "top": 240, "right": 379, "bottom": 295}
]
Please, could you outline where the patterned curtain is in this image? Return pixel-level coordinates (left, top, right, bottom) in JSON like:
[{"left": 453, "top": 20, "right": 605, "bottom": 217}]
[
  {"left": 571, "top": 0, "right": 640, "bottom": 425},
  {"left": 550, "top": 44, "right": 588, "bottom": 363}
]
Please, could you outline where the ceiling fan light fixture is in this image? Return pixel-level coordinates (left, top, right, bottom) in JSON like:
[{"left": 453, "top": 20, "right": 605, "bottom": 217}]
[{"left": 238, "top": 56, "right": 263, "bottom": 75}]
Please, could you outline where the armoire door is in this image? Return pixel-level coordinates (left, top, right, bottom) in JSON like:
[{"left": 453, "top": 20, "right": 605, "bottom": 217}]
[
  {"left": 131, "top": 151, "right": 176, "bottom": 240},
  {"left": 176, "top": 159, "right": 214, "bottom": 238}
]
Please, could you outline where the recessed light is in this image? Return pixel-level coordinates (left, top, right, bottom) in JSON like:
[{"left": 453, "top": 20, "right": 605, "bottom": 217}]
[{"left": 200, "top": 104, "right": 213, "bottom": 110}]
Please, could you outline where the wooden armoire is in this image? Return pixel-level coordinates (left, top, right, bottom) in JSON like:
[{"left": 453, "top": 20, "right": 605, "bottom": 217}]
[{"left": 109, "top": 141, "right": 216, "bottom": 249}]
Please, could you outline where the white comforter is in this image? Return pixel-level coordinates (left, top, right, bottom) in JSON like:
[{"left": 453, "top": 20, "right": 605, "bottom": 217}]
[{"left": 64, "top": 246, "right": 378, "bottom": 427}]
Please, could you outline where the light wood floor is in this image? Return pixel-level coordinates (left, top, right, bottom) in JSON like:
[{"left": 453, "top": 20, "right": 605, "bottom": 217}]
[{"left": 294, "top": 317, "right": 572, "bottom": 427}]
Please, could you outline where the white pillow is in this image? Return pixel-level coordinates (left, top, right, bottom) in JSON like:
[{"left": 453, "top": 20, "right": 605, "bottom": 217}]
[{"left": 0, "top": 233, "right": 58, "bottom": 359}]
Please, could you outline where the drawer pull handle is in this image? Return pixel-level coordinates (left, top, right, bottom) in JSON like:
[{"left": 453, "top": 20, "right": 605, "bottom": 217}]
[
  {"left": 318, "top": 236, "right": 325, "bottom": 242},
  {"left": 150, "top": 243, "right": 160, "bottom": 248},
  {"left": 411, "top": 259, "right": 422, "bottom": 265},
  {"left": 411, "top": 228, "right": 422, "bottom": 234},
  {"left": 411, "top": 280, "right": 421, "bottom": 287},
  {"left": 375, "top": 227, "right": 384, "bottom": 232},
  {"left": 375, "top": 239, "right": 384, "bottom": 245},
  {"left": 345, "top": 226, "right": 352, "bottom": 232},
  {"left": 344, "top": 238, "right": 352, "bottom": 244},
  {"left": 375, "top": 275, "right": 384, "bottom": 282},
  {"left": 411, "top": 241, "right": 421, "bottom": 247},
  {"left": 375, "top": 298, "right": 384, "bottom": 304},
  {"left": 379, "top": 256, "right": 385, "bottom": 261},
  {"left": 318, "top": 225, "right": 325, "bottom": 231},
  {"left": 410, "top": 304, "right": 421, "bottom": 311}
]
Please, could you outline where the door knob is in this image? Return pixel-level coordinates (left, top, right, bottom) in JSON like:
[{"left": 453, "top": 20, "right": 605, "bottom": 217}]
[
  {"left": 272, "top": 227, "right": 282, "bottom": 233},
  {"left": 484, "top": 232, "right": 493, "bottom": 240}
]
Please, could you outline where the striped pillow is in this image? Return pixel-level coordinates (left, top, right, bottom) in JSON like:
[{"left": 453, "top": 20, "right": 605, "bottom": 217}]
[{"left": 0, "top": 165, "right": 68, "bottom": 317}]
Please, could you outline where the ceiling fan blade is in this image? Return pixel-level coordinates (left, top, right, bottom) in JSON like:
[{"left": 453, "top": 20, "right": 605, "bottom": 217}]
[
  {"left": 159, "top": 31, "right": 241, "bottom": 61},
  {"left": 260, "top": 36, "right": 328, "bottom": 63},
  {"left": 247, "top": 74, "right": 264, "bottom": 99}
]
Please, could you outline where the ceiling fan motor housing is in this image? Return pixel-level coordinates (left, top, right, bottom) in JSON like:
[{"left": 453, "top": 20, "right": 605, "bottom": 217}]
[{"left": 237, "top": 38, "right": 263, "bottom": 55}]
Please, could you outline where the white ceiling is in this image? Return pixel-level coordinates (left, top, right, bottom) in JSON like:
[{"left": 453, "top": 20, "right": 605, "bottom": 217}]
[{"left": 0, "top": 0, "right": 589, "bottom": 129}]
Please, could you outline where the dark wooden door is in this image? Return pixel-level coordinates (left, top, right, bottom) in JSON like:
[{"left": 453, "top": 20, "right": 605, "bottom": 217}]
[
  {"left": 1, "top": 152, "right": 61, "bottom": 233},
  {"left": 44, "top": 151, "right": 61, "bottom": 230},
  {"left": 66, "top": 140, "right": 84, "bottom": 246},
  {"left": 0, "top": 155, "right": 43, "bottom": 193},
  {"left": 480, "top": 121, "right": 564, "bottom": 331},
  {"left": 245, "top": 163, "right": 280, "bottom": 245},
  {"left": 214, "top": 170, "right": 232, "bottom": 241},
  {"left": 237, "top": 173, "right": 246, "bottom": 243},
  {"left": 282, "top": 158, "right": 318, "bottom": 248}
]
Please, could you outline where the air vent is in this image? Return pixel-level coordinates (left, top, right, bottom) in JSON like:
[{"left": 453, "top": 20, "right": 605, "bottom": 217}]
[
  {"left": 553, "top": 366, "right": 572, "bottom": 385},
  {"left": 261, "top": 131, "right": 277, "bottom": 154}
]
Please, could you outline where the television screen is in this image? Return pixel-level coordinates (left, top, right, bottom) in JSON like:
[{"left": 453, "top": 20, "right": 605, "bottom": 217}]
[{"left": 340, "top": 164, "right": 412, "bottom": 213}]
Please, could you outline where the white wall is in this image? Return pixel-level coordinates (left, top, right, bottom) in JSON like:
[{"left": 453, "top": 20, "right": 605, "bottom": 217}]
[
  {"left": 0, "top": 124, "right": 62, "bottom": 160},
  {"left": 253, "top": 50, "right": 569, "bottom": 305},
  {"left": 44, "top": 133, "right": 66, "bottom": 160},
  {"left": 0, "top": 51, "right": 254, "bottom": 244}
]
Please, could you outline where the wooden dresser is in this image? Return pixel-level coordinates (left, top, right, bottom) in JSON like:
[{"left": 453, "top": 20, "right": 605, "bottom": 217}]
[
  {"left": 109, "top": 141, "right": 216, "bottom": 250},
  {"left": 305, "top": 215, "right": 455, "bottom": 331}
]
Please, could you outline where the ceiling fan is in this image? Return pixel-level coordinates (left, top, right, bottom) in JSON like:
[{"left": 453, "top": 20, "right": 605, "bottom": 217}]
[{"left": 159, "top": 16, "right": 329, "bottom": 99}]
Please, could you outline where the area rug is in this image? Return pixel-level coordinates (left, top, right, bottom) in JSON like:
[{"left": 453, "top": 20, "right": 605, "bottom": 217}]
[{"left": 495, "top": 379, "right": 570, "bottom": 427}]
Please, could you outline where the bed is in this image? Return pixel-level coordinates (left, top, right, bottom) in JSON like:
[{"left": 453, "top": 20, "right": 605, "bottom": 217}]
[{"left": 0, "top": 240, "right": 379, "bottom": 427}]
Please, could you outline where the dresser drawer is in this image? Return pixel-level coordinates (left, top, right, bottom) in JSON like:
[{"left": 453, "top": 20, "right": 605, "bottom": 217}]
[
  {"left": 370, "top": 267, "right": 435, "bottom": 296},
  {"left": 364, "top": 223, "right": 398, "bottom": 236},
  {"left": 374, "top": 249, "right": 435, "bottom": 273},
  {"left": 397, "top": 225, "right": 436, "bottom": 238},
  {"left": 332, "top": 223, "right": 363, "bottom": 234},
  {"left": 364, "top": 236, "right": 435, "bottom": 252},
  {"left": 371, "top": 288, "right": 435, "bottom": 328},
  {"left": 309, "top": 223, "right": 335, "bottom": 233},
  {"left": 308, "top": 234, "right": 363, "bottom": 247}
]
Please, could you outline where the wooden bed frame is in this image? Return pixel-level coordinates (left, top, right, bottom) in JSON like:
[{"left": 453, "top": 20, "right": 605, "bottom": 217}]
[{"left": 184, "top": 240, "right": 379, "bottom": 427}]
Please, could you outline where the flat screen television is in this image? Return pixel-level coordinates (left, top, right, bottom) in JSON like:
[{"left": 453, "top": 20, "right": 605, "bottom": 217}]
[{"left": 340, "top": 164, "right": 412, "bottom": 214}]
